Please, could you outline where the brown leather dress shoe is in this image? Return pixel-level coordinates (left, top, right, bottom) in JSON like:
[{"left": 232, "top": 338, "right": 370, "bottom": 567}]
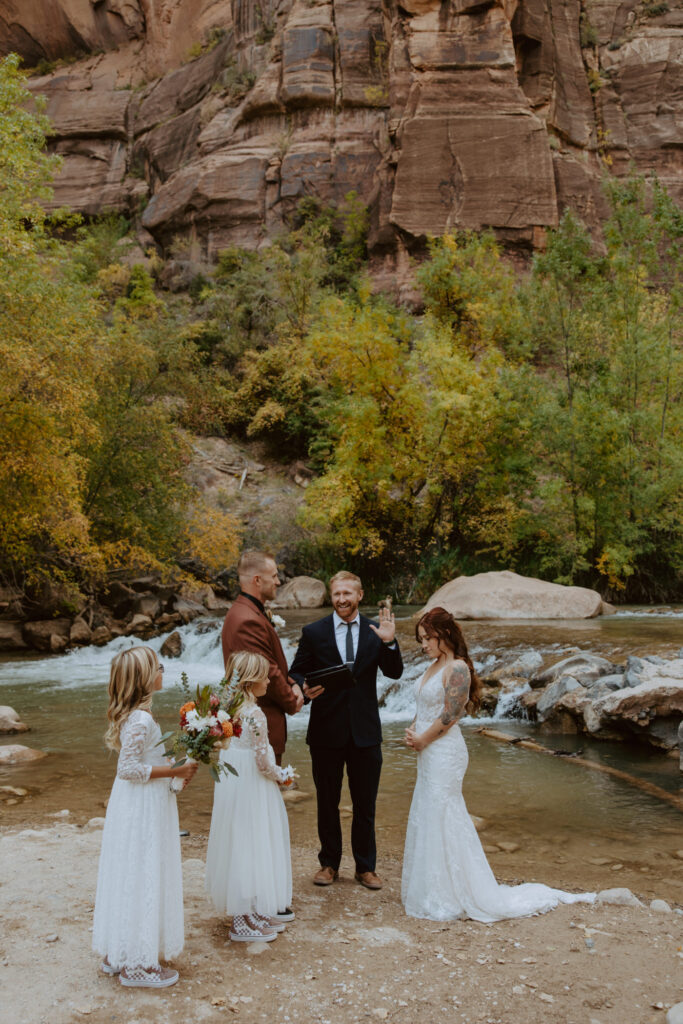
[
  {"left": 313, "top": 866, "right": 339, "bottom": 886},
  {"left": 354, "top": 871, "right": 383, "bottom": 890}
]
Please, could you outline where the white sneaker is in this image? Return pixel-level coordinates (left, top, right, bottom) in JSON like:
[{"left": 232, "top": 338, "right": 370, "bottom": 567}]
[
  {"left": 100, "top": 960, "right": 119, "bottom": 976},
  {"left": 120, "top": 966, "right": 179, "bottom": 988},
  {"left": 275, "top": 907, "right": 295, "bottom": 922}
]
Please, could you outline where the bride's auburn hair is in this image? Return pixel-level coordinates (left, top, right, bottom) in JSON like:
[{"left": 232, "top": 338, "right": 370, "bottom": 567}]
[
  {"left": 105, "top": 646, "right": 158, "bottom": 751},
  {"left": 415, "top": 607, "right": 481, "bottom": 713}
]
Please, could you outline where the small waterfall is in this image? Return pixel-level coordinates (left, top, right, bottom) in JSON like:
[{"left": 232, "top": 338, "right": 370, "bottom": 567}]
[{"left": 0, "top": 620, "right": 530, "bottom": 728}]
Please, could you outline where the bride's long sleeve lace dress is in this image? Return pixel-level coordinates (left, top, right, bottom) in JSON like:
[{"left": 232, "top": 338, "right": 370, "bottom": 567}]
[
  {"left": 205, "top": 703, "right": 292, "bottom": 917},
  {"left": 92, "top": 708, "right": 184, "bottom": 969},
  {"left": 401, "top": 666, "right": 595, "bottom": 923}
]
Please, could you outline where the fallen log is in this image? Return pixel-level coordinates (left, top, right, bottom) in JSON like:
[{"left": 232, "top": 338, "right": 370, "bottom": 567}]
[{"left": 475, "top": 727, "right": 683, "bottom": 813}]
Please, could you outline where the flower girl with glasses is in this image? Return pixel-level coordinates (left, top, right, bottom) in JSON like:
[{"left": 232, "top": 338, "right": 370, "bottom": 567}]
[
  {"left": 206, "top": 651, "right": 296, "bottom": 942},
  {"left": 92, "top": 646, "right": 198, "bottom": 988}
]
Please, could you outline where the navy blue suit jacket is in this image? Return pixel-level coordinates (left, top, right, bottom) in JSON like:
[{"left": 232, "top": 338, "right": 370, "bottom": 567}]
[{"left": 289, "top": 613, "right": 403, "bottom": 748}]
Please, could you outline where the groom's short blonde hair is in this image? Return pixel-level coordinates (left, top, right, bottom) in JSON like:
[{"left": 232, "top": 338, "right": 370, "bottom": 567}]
[
  {"left": 238, "top": 549, "right": 274, "bottom": 580},
  {"left": 329, "top": 570, "right": 362, "bottom": 590}
]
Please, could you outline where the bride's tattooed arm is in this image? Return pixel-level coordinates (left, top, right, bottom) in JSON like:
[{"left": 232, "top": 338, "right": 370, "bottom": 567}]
[
  {"left": 440, "top": 662, "right": 471, "bottom": 726},
  {"left": 405, "top": 660, "right": 471, "bottom": 752}
]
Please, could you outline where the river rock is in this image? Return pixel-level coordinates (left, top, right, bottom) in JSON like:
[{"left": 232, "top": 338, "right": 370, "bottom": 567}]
[
  {"left": 592, "top": 672, "right": 683, "bottom": 750},
  {"left": 125, "top": 613, "right": 155, "bottom": 637},
  {"left": 485, "top": 650, "right": 544, "bottom": 685},
  {"left": 173, "top": 596, "right": 206, "bottom": 624},
  {"left": 69, "top": 617, "right": 92, "bottom": 645},
  {"left": 584, "top": 673, "right": 624, "bottom": 693},
  {"left": 132, "top": 594, "right": 162, "bottom": 620},
  {"left": 667, "top": 1002, "right": 683, "bottom": 1024},
  {"left": 271, "top": 576, "right": 327, "bottom": 609},
  {"left": 160, "top": 630, "right": 183, "bottom": 658},
  {"left": 649, "top": 899, "right": 672, "bottom": 913},
  {"left": 536, "top": 676, "right": 582, "bottom": 720},
  {"left": 0, "top": 707, "right": 29, "bottom": 734},
  {"left": 100, "top": 581, "right": 138, "bottom": 618},
  {"left": 420, "top": 571, "right": 605, "bottom": 620},
  {"left": 0, "top": 621, "right": 27, "bottom": 652},
  {"left": 203, "top": 590, "right": 232, "bottom": 615},
  {"left": 530, "top": 652, "right": 615, "bottom": 690},
  {"left": 90, "top": 626, "right": 113, "bottom": 646},
  {"left": 597, "top": 887, "right": 644, "bottom": 908},
  {"left": 22, "top": 618, "right": 71, "bottom": 652},
  {"left": 0, "top": 744, "right": 47, "bottom": 764},
  {"left": 624, "top": 655, "right": 645, "bottom": 688}
]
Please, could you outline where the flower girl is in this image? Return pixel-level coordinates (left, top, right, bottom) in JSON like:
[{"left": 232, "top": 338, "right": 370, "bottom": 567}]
[
  {"left": 205, "top": 651, "right": 294, "bottom": 942},
  {"left": 92, "top": 646, "right": 198, "bottom": 987}
]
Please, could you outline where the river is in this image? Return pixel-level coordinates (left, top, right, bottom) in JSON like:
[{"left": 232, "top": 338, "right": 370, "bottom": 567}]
[{"left": 1, "top": 607, "right": 681, "bottom": 901}]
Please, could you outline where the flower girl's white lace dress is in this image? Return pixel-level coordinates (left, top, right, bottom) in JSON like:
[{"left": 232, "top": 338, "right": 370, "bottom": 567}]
[
  {"left": 205, "top": 704, "right": 292, "bottom": 916},
  {"left": 92, "top": 709, "right": 184, "bottom": 968},
  {"left": 401, "top": 668, "right": 595, "bottom": 923}
]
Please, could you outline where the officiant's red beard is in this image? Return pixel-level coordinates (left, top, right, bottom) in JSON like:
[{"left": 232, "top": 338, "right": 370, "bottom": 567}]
[{"left": 330, "top": 581, "right": 363, "bottom": 621}]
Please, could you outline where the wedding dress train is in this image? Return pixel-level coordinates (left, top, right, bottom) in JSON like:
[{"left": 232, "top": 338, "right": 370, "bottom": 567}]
[{"left": 401, "top": 668, "right": 595, "bottom": 923}]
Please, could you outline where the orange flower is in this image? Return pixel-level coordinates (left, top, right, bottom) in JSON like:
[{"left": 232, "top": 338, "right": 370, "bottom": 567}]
[
  {"left": 179, "top": 701, "right": 196, "bottom": 715},
  {"left": 221, "top": 720, "right": 233, "bottom": 738}
]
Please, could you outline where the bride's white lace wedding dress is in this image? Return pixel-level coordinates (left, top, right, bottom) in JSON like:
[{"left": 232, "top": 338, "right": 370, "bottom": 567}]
[{"left": 401, "top": 666, "right": 595, "bottom": 923}]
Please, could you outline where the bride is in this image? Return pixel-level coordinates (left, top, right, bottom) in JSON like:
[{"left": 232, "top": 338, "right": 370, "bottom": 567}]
[{"left": 401, "top": 606, "right": 595, "bottom": 923}]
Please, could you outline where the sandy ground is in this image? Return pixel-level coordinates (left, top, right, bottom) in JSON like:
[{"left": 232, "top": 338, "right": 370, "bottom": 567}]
[{"left": 1, "top": 822, "right": 682, "bottom": 1024}]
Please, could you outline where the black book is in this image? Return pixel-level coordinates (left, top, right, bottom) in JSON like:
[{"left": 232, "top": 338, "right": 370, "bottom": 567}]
[{"left": 304, "top": 663, "right": 355, "bottom": 694}]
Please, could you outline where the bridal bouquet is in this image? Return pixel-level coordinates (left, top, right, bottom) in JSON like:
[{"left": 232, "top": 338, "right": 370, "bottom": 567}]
[{"left": 159, "top": 672, "right": 243, "bottom": 786}]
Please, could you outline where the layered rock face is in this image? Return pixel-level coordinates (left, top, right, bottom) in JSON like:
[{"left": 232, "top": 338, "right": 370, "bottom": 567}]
[{"left": 7, "top": 0, "right": 683, "bottom": 281}]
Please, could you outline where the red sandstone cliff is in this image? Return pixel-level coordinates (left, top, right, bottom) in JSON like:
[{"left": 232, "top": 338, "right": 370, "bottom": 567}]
[{"left": 2, "top": 0, "right": 682, "bottom": 286}]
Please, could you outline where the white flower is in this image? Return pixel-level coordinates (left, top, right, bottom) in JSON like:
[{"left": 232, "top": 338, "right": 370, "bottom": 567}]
[
  {"left": 216, "top": 709, "right": 230, "bottom": 723},
  {"left": 184, "top": 710, "right": 213, "bottom": 733},
  {"left": 271, "top": 614, "right": 286, "bottom": 629},
  {"left": 280, "top": 764, "right": 295, "bottom": 781},
  {"left": 184, "top": 709, "right": 201, "bottom": 732}
]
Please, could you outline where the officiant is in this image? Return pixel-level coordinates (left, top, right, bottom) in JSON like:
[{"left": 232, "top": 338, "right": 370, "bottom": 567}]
[{"left": 290, "top": 571, "right": 403, "bottom": 891}]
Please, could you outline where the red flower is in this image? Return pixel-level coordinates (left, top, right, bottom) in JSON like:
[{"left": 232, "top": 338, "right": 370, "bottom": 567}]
[
  {"left": 209, "top": 694, "right": 220, "bottom": 709},
  {"left": 208, "top": 724, "right": 223, "bottom": 737},
  {"left": 232, "top": 721, "right": 242, "bottom": 738}
]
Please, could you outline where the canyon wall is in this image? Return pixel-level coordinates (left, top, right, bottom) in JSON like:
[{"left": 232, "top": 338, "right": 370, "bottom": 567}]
[{"left": 2, "top": 0, "right": 682, "bottom": 288}]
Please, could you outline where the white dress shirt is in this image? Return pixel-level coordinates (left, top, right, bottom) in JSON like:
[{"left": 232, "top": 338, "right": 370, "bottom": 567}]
[{"left": 333, "top": 611, "right": 359, "bottom": 664}]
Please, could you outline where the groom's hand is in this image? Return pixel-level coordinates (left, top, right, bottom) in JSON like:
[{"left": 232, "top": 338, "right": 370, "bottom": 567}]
[
  {"left": 369, "top": 605, "right": 396, "bottom": 644},
  {"left": 303, "top": 681, "right": 325, "bottom": 700},
  {"left": 292, "top": 683, "right": 304, "bottom": 712}
]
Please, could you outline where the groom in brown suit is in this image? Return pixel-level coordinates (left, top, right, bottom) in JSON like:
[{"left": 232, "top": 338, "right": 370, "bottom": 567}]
[{"left": 221, "top": 550, "right": 304, "bottom": 762}]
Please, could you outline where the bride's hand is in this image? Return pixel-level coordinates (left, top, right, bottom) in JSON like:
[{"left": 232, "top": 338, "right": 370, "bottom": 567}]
[{"left": 405, "top": 727, "right": 426, "bottom": 752}]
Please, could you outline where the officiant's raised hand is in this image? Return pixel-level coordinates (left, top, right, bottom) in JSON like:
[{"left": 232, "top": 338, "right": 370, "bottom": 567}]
[{"left": 369, "top": 605, "right": 396, "bottom": 645}]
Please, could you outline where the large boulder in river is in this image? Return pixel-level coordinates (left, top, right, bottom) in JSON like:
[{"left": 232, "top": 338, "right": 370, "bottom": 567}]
[
  {"left": 0, "top": 744, "right": 46, "bottom": 764},
  {"left": 271, "top": 576, "right": 327, "bottom": 610},
  {"left": 0, "top": 707, "right": 29, "bottom": 734},
  {"left": 420, "top": 571, "right": 607, "bottom": 620}
]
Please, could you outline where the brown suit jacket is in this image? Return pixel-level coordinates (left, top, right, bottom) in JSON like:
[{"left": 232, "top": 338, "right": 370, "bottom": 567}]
[{"left": 221, "top": 594, "right": 299, "bottom": 757}]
